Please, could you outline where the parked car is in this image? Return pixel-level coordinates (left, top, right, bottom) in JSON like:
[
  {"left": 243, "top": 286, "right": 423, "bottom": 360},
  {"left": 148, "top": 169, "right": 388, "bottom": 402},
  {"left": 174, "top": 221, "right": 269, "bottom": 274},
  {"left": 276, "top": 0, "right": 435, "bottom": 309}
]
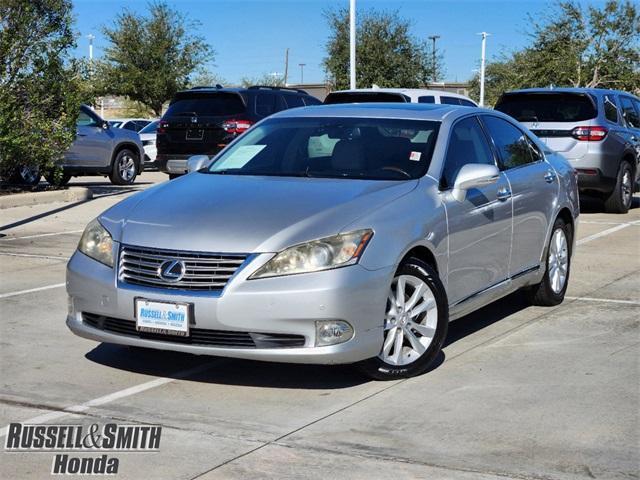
[
  {"left": 495, "top": 88, "right": 640, "bottom": 213},
  {"left": 108, "top": 118, "right": 153, "bottom": 133},
  {"left": 156, "top": 85, "right": 322, "bottom": 178},
  {"left": 138, "top": 120, "right": 159, "bottom": 170},
  {"left": 67, "top": 103, "right": 579, "bottom": 380},
  {"left": 324, "top": 88, "right": 478, "bottom": 107},
  {"left": 3, "top": 105, "right": 145, "bottom": 186}
]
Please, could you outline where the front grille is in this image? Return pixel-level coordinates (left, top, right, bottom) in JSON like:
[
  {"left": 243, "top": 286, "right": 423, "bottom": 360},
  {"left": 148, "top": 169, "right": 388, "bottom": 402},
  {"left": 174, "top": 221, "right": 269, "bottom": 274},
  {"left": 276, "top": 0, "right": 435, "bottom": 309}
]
[
  {"left": 119, "top": 245, "right": 248, "bottom": 291},
  {"left": 82, "top": 313, "right": 306, "bottom": 349}
]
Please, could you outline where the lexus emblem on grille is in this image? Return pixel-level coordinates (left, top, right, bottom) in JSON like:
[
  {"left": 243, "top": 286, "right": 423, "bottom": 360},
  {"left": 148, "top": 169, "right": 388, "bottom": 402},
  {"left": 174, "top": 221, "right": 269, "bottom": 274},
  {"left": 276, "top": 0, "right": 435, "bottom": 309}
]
[
  {"left": 190, "top": 116, "right": 198, "bottom": 124},
  {"left": 159, "top": 260, "right": 186, "bottom": 282}
]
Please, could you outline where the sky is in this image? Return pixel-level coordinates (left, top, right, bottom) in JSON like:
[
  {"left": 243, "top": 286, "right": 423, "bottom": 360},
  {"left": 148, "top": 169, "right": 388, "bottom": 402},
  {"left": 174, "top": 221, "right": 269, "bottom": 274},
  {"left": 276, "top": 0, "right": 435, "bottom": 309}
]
[{"left": 71, "top": 0, "right": 598, "bottom": 85}]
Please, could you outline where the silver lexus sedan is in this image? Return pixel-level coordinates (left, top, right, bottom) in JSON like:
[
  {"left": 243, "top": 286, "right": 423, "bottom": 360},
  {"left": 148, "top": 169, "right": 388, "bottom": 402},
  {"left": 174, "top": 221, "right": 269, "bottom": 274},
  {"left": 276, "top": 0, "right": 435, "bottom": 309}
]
[{"left": 66, "top": 104, "right": 579, "bottom": 380}]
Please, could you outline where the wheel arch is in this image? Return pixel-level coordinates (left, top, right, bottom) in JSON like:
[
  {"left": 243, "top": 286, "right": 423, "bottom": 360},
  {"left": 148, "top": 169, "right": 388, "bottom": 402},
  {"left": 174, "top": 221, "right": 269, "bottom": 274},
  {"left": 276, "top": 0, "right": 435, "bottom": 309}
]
[
  {"left": 400, "top": 245, "right": 440, "bottom": 274},
  {"left": 110, "top": 142, "right": 142, "bottom": 173}
]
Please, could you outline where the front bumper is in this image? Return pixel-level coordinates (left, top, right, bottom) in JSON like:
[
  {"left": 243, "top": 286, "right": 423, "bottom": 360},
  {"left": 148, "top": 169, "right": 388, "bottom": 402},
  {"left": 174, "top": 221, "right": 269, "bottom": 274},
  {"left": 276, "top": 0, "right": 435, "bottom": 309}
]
[{"left": 66, "top": 250, "right": 393, "bottom": 364}]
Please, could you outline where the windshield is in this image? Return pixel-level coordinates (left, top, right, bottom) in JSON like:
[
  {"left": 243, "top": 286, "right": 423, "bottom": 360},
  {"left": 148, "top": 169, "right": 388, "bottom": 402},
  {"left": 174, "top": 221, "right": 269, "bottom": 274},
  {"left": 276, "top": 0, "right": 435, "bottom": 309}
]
[
  {"left": 495, "top": 93, "right": 597, "bottom": 122},
  {"left": 139, "top": 120, "right": 159, "bottom": 134},
  {"left": 165, "top": 92, "right": 246, "bottom": 117},
  {"left": 208, "top": 117, "right": 440, "bottom": 180}
]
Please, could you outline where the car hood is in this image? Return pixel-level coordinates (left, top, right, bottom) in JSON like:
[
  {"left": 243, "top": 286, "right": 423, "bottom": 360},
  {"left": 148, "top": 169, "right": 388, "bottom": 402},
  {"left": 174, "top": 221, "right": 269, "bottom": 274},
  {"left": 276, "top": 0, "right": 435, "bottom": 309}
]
[{"left": 100, "top": 173, "right": 417, "bottom": 253}]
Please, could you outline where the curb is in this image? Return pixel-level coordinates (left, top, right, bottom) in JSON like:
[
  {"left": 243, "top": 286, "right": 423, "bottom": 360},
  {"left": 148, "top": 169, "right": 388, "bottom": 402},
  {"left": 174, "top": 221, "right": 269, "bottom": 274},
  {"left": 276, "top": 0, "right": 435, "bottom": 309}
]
[{"left": 0, "top": 187, "right": 93, "bottom": 210}]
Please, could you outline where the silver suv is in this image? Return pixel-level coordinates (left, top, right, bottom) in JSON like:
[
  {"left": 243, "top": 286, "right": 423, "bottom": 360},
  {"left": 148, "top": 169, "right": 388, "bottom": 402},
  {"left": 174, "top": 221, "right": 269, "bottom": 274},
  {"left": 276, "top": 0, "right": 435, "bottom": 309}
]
[{"left": 495, "top": 88, "right": 640, "bottom": 213}]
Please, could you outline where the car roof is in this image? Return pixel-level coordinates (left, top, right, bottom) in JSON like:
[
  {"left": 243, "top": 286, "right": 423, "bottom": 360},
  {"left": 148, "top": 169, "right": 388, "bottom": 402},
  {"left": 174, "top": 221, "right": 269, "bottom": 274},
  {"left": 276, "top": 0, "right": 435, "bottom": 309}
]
[
  {"left": 331, "top": 88, "right": 471, "bottom": 100},
  {"left": 504, "top": 87, "right": 639, "bottom": 99},
  {"left": 270, "top": 102, "right": 492, "bottom": 122},
  {"left": 108, "top": 118, "right": 150, "bottom": 122},
  {"left": 175, "top": 86, "right": 311, "bottom": 96}
]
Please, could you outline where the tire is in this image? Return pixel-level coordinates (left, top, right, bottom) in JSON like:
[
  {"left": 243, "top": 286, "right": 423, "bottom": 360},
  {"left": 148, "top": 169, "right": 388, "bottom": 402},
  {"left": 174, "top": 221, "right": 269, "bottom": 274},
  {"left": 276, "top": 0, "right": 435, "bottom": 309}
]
[
  {"left": 109, "top": 148, "right": 138, "bottom": 185},
  {"left": 9, "top": 165, "right": 41, "bottom": 186},
  {"left": 168, "top": 173, "right": 181, "bottom": 180},
  {"left": 604, "top": 160, "right": 633, "bottom": 214},
  {"left": 526, "top": 217, "right": 572, "bottom": 306},
  {"left": 358, "top": 258, "right": 449, "bottom": 380},
  {"left": 44, "top": 170, "right": 71, "bottom": 186}
]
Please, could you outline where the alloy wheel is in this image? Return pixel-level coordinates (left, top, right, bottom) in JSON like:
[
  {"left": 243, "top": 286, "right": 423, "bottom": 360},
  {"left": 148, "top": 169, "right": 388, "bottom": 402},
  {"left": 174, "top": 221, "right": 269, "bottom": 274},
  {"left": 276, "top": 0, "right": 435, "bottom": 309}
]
[
  {"left": 548, "top": 228, "right": 569, "bottom": 294},
  {"left": 621, "top": 169, "right": 632, "bottom": 207},
  {"left": 118, "top": 154, "right": 136, "bottom": 182},
  {"left": 379, "top": 274, "right": 438, "bottom": 366}
]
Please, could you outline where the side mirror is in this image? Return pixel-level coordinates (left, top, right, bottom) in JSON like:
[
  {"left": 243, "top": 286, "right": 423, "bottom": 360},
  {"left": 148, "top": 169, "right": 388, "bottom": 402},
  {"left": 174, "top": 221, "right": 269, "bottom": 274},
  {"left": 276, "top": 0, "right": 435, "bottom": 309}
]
[
  {"left": 451, "top": 163, "right": 500, "bottom": 202},
  {"left": 101, "top": 121, "right": 109, "bottom": 130},
  {"left": 187, "top": 155, "right": 210, "bottom": 173}
]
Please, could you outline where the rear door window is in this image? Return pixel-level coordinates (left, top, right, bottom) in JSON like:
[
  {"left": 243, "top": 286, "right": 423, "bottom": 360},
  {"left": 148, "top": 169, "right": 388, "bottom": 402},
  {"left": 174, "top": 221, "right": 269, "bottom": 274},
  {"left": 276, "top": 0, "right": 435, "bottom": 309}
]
[
  {"left": 482, "top": 116, "right": 535, "bottom": 169},
  {"left": 441, "top": 96, "right": 462, "bottom": 105},
  {"left": 494, "top": 93, "right": 597, "bottom": 122},
  {"left": 620, "top": 96, "right": 640, "bottom": 128},
  {"left": 283, "top": 94, "right": 304, "bottom": 108},
  {"left": 165, "top": 92, "right": 246, "bottom": 117},
  {"left": 256, "top": 93, "right": 277, "bottom": 116},
  {"left": 459, "top": 99, "right": 477, "bottom": 107},
  {"left": 442, "top": 116, "right": 495, "bottom": 188},
  {"left": 418, "top": 96, "right": 435, "bottom": 104},
  {"left": 603, "top": 95, "right": 620, "bottom": 124},
  {"left": 303, "top": 96, "right": 322, "bottom": 106}
]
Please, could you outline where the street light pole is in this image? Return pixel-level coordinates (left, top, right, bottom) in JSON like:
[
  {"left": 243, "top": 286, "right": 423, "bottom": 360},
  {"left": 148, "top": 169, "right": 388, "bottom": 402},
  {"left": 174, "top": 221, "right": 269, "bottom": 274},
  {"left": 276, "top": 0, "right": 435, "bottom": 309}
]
[
  {"left": 298, "top": 63, "right": 306, "bottom": 84},
  {"left": 428, "top": 35, "right": 440, "bottom": 82},
  {"left": 86, "top": 34, "right": 95, "bottom": 63},
  {"left": 349, "top": 0, "right": 356, "bottom": 89},
  {"left": 478, "top": 32, "right": 490, "bottom": 107}
]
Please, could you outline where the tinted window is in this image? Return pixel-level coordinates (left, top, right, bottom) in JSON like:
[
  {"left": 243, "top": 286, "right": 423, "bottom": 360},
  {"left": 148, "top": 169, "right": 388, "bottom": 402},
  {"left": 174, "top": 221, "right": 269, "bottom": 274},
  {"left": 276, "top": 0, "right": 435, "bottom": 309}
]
[
  {"left": 209, "top": 117, "right": 440, "bottom": 181},
  {"left": 165, "top": 92, "right": 245, "bottom": 117},
  {"left": 495, "top": 92, "right": 597, "bottom": 122},
  {"left": 620, "top": 96, "right": 640, "bottom": 128},
  {"left": 303, "top": 96, "right": 322, "bottom": 106},
  {"left": 77, "top": 110, "right": 95, "bottom": 126},
  {"left": 324, "top": 92, "right": 408, "bottom": 104},
  {"left": 283, "top": 95, "right": 304, "bottom": 108},
  {"left": 418, "top": 96, "right": 435, "bottom": 104},
  {"left": 256, "top": 93, "right": 277, "bottom": 116},
  {"left": 441, "top": 96, "right": 462, "bottom": 105},
  {"left": 123, "top": 121, "right": 138, "bottom": 131},
  {"left": 604, "top": 95, "right": 620, "bottom": 123},
  {"left": 442, "top": 116, "right": 494, "bottom": 188},
  {"left": 483, "top": 116, "right": 535, "bottom": 169},
  {"left": 459, "top": 99, "right": 477, "bottom": 107},
  {"left": 139, "top": 121, "right": 158, "bottom": 134}
]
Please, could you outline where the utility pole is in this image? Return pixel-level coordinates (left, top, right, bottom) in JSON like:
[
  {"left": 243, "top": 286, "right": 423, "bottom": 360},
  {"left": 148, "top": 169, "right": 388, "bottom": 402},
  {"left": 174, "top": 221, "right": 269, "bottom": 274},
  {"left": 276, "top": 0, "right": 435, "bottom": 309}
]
[
  {"left": 349, "top": 0, "right": 356, "bottom": 89},
  {"left": 428, "top": 35, "right": 440, "bottom": 82},
  {"left": 478, "top": 32, "right": 490, "bottom": 107},
  {"left": 86, "top": 34, "right": 95, "bottom": 63},
  {"left": 298, "top": 63, "right": 306, "bottom": 84},
  {"left": 284, "top": 48, "right": 290, "bottom": 85}
]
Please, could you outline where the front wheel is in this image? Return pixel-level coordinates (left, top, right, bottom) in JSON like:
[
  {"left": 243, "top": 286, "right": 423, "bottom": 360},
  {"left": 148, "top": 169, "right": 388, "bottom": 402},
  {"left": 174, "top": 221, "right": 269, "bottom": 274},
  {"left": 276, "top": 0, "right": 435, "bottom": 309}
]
[
  {"left": 526, "top": 217, "right": 571, "bottom": 306},
  {"left": 109, "top": 149, "right": 138, "bottom": 185},
  {"left": 9, "top": 165, "right": 41, "bottom": 186},
  {"left": 358, "top": 258, "right": 448, "bottom": 380}
]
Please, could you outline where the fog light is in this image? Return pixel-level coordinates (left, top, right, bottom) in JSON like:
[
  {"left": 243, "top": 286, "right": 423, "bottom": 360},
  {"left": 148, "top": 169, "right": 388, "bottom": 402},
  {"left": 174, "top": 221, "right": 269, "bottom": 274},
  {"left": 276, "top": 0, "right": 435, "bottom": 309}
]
[{"left": 315, "top": 320, "right": 354, "bottom": 347}]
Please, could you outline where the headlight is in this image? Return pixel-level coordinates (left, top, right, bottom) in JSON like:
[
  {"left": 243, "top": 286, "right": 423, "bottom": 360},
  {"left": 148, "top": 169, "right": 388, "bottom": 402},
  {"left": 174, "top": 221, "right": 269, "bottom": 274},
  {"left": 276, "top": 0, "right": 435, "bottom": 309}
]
[
  {"left": 250, "top": 229, "right": 373, "bottom": 279},
  {"left": 78, "top": 219, "right": 114, "bottom": 267}
]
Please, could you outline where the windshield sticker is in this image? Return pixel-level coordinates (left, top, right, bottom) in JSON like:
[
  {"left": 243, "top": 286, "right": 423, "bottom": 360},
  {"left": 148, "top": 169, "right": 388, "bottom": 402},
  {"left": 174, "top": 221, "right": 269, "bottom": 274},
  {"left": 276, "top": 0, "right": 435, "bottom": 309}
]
[
  {"left": 409, "top": 151, "right": 422, "bottom": 161},
  {"left": 214, "top": 145, "right": 266, "bottom": 170}
]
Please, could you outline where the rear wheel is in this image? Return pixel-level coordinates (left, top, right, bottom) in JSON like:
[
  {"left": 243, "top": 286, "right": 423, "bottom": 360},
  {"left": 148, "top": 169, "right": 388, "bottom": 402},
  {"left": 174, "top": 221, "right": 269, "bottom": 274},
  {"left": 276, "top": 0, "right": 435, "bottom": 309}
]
[
  {"left": 526, "top": 217, "right": 571, "bottom": 306},
  {"left": 358, "top": 258, "right": 448, "bottom": 380},
  {"left": 109, "top": 148, "right": 138, "bottom": 185},
  {"left": 168, "top": 173, "right": 182, "bottom": 180},
  {"left": 9, "top": 165, "right": 41, "bottom": 186},
  {"left": 604, "top": 160, "right": 633, "bottom": 214},
  {"left": 44, "top": 170, "right": 71, "bottom": 186}
]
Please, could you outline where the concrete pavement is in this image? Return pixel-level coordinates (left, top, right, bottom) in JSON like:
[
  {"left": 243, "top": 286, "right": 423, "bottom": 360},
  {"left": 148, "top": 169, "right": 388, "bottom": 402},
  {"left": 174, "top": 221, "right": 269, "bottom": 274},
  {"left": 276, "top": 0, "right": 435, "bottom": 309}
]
[{"left": 1, "top": 173, "right": 638, "bottom": 479}]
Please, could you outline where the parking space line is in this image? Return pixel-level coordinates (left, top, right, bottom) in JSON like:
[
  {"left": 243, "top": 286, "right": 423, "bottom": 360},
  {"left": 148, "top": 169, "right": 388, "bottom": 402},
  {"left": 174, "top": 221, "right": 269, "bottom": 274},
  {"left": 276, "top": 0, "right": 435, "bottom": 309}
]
[
  {"left": 577, "top": 220, "right": 639, "bottom": 246},
  {"left": 0, "top": 360, "right": 220, "bottom": 438},
  {"left": 0, "top": 230, "right": 84, "bottom": 241},
  {"left": 0, "top": 252, "right": 67, "bottom": 260},
  {"left": 566, "top": 296, "right": 640, "bottom": 306},
  {"left": 0, "top": 283, "right": 66, "bottom": 299}
]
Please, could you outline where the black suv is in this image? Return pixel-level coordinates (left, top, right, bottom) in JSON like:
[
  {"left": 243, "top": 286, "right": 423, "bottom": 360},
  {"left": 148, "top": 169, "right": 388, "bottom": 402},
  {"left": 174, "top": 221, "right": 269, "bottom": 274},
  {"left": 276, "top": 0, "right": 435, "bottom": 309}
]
[{"left": 156, "top": 85, "right": 321, "bottom": 177}]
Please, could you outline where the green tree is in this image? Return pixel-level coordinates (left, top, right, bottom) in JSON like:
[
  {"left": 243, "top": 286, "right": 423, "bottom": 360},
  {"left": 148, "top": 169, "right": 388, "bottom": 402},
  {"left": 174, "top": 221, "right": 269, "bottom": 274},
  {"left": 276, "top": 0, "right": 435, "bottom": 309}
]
[
  {"left": 96, "top": 1, "right": 213, "bottom": 116},
  {"left": 240, "top": 73, "right": 285, "bottom": 88},
  {"left": 0, "top": 0, "right": 87, "bottom": 181},
  {"left": 323, "top": 8, "right": 443, "bottom": 90},
  {"left": 470, "top": 0, "right": 640, "bottom": 106}
]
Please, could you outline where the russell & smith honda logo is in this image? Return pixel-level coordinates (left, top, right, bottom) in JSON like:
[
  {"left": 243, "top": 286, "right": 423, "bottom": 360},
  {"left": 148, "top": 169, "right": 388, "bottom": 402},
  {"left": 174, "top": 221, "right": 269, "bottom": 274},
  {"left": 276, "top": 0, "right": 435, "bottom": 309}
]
[{"left": 5, "top": 422, "right": 162, "bottom": 475}]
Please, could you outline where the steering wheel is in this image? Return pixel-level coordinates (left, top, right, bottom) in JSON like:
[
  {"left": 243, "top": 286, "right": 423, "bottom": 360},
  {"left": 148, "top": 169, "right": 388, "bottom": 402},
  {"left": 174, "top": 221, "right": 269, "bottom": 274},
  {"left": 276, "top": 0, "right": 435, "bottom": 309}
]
[{"left": 380, "top": 166, "right": 411, "bottom": 179}]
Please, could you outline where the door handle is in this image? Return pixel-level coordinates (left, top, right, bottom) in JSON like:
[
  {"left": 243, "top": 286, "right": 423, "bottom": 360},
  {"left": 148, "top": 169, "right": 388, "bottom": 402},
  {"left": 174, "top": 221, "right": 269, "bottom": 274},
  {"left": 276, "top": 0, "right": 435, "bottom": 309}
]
[
  {"left": 497, "top": 187, "right": 511, "bottom": 201},
  {"left": 544, "top": 171, "right": 556, "bottom": 183}
]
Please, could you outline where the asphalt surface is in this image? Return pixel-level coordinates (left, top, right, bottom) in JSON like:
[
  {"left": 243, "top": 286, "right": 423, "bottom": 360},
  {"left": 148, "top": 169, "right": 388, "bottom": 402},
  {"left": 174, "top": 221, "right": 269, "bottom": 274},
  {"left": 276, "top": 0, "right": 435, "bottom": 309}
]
[{"left": 0, "top": 172, "right": 638, "bottom": 480}]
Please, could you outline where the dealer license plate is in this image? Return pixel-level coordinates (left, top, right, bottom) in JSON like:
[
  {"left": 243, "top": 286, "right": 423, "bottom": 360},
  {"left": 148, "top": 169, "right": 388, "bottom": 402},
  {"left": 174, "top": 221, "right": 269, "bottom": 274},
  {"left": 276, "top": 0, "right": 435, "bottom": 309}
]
[{"left": 135, "top": 298, "right": 190, "bottom": 337}]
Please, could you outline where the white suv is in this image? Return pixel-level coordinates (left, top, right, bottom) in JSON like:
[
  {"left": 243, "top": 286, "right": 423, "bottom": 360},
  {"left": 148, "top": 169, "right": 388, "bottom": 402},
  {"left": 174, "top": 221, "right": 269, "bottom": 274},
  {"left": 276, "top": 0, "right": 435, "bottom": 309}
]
[{"left": 324, "top": 88, "right": 477, "bottom": 107}]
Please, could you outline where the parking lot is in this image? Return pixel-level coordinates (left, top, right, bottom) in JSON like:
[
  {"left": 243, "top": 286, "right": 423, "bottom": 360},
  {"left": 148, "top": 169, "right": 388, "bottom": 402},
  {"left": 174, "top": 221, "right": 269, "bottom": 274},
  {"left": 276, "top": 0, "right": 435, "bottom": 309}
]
[{"left": 0, "top": 172, "right": 638, "bottom": 479}]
